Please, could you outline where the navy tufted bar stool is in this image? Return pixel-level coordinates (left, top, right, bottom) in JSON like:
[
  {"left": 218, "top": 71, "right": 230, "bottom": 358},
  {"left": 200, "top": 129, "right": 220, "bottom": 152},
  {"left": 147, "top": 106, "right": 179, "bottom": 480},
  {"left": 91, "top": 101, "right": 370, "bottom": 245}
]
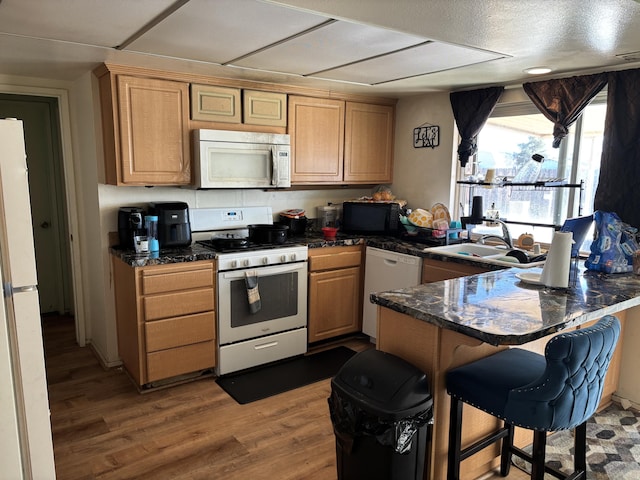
[{"left": 445, "top": 315, "right": 621, "bottom": 480}]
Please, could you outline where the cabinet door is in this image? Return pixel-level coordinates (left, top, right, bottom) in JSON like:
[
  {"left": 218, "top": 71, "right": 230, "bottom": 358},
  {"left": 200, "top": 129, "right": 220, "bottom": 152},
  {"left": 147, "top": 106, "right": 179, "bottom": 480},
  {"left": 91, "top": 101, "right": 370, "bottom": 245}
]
[
  {"left": 243, "top": 90, "right": 287, "bottom": 126},
  {"left": 190, "top": 84, "right": 241, "bottom": 123},
  {"left": 344, "top": 102, "right": 394, "bottom": 184},
  {"left": 308, "top": 266, "right": 361, "bottom": 342},
  {"left": 288, "top": 96, "right": 345, "bottom": 183},
  {"left": 117, "top": 75, "right": 191, "bottom": 185}
]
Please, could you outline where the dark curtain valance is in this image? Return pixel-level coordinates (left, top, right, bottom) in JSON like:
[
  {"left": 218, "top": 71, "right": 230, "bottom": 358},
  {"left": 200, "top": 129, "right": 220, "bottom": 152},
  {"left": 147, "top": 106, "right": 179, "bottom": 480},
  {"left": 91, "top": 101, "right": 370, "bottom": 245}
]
[
  {"left": 523, "top": 73, "right": 607, "bottom": 148},
  {"left": 594, "top": 68, "right": 640, "bottom": 227},
  {"left": 450, "top": 86, "right": 504, "bottom": 168}
]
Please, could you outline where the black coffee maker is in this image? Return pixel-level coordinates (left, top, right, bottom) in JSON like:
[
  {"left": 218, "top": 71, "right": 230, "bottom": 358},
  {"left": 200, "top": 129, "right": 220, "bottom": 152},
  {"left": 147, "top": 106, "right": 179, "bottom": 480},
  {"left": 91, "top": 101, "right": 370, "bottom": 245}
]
[{"left": 117, "top": 207, "right": 146, "bottom": 249}]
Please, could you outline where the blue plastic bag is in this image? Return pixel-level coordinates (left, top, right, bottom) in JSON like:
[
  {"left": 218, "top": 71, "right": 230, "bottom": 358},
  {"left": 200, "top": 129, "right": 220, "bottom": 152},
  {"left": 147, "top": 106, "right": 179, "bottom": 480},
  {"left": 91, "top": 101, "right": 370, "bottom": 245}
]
[{"left": 585, "top": 211, "right": 639, "bottom": 273}]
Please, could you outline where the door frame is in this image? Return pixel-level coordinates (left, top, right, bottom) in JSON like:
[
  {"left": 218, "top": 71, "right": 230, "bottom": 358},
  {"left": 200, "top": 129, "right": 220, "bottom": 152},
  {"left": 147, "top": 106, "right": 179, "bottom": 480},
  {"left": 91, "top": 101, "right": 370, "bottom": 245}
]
[{"left": 0, "top": 83, "right": 86, "bottom": 346}]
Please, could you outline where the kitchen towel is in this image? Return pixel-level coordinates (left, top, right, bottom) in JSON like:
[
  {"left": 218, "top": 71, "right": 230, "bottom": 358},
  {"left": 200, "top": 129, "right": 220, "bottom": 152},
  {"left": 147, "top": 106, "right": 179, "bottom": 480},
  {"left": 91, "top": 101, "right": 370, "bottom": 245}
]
[
  {"left": 540, "top": 231, "right": 573, "bottom": 288},
  {"left": 245, "top": 270, "right": 261, "bottom": 314}
]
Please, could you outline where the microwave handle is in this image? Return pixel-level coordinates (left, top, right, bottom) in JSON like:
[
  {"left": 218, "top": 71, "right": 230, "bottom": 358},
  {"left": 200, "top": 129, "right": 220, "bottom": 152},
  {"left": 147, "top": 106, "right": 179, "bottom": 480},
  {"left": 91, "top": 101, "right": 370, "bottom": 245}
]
[{"left": 271, "top": 146, "right": 279, "bottom": 186}]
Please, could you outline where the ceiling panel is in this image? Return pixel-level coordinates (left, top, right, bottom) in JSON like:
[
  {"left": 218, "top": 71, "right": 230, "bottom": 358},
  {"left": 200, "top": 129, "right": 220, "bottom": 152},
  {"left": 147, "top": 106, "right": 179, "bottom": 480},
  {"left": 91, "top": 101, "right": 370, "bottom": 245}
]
[
  {"left": 314, "top": 41, "right": 507, "bottom": 85},
  {"left": 125, "top": 0, "right": 329, "bottom": 64},
  {"left": 0, "top": 0, "right": 175, "bottom": 47},
  {"left": 232, "top": 21, "right": 427, "bottom": 75},
  {"left": 0, "top": 0, "right": 639, "bottom": 95}
]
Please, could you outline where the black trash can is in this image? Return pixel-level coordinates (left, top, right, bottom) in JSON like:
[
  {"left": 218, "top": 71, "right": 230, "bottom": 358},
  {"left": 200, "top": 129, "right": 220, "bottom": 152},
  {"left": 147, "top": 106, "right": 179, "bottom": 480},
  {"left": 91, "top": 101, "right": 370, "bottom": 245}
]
[{"left": 328, "top": 349, "right": 433, "bottom": 480}]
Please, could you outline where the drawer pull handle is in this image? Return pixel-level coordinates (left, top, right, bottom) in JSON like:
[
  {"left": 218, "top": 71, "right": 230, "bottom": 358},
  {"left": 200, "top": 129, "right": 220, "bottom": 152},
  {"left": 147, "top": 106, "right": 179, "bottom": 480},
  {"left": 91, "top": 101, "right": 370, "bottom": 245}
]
[{"left": 254, "top": 341, "right": 278, "bottom": 350}]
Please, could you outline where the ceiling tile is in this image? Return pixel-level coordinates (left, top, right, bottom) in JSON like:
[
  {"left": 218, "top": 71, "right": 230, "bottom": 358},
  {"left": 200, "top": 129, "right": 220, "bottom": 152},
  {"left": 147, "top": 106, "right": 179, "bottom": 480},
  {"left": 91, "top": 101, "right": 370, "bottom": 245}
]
[
  {"left": 314, "top": 41, "right": 506, "bottom": 85},
  {"left": 0, "top": 0, "right": 176, "bottom": 47},
  {"left": 232, "top": 20, "right": 427, "bottom": 75},
  {"left": 125, "top": 0, "right": 329, "bottom": 64}
]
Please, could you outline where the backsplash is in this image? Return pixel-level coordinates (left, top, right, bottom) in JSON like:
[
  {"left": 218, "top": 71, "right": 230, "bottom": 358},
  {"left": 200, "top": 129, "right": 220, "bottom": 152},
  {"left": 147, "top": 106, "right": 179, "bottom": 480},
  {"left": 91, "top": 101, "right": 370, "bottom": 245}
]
[{"left": 99, "top": 184, "right": 372, "bottom": 232}]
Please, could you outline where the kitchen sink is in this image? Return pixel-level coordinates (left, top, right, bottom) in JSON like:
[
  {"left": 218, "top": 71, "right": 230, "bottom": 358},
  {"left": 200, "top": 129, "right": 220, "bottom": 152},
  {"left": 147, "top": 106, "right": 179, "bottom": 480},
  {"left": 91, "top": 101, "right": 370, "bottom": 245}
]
[{"left": 422, "top": 243, "right": 546, "bottom": 269}]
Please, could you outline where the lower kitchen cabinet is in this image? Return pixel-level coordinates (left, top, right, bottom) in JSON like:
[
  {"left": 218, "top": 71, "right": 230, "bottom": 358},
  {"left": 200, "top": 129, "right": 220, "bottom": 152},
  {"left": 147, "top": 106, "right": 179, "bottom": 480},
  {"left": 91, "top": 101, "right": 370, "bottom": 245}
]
[
  {"left": 112, "top": 258, "right": 216, "bottom": 387},
  {"left": 307, "top": 245, "right": 363, "bottom": 342},
  {"left": 422, "top": 257, "right": 494, "bottom": 283}
]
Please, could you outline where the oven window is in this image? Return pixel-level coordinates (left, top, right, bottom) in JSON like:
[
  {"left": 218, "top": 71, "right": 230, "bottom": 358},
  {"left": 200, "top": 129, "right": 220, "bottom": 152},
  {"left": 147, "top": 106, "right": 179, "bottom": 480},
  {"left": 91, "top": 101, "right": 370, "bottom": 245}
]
[{"left": 229, "top": 271, "right": 299, "bottom": 327}]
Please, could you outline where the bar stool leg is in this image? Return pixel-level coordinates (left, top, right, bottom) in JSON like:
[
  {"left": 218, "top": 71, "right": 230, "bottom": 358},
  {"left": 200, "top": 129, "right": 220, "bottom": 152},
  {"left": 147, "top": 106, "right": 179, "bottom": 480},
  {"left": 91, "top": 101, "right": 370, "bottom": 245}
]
[
  {"left": 574, "top": 422, "right": 587, "bottom": 476},
  {"left": 500, "top": 423, "right": 515, "bottom": 476},
  {"left": 447, "top": 396, "right": 463, "bottom": 480},
  {"left": 530, "top": 430, "right": 547, "bottom": 480}
]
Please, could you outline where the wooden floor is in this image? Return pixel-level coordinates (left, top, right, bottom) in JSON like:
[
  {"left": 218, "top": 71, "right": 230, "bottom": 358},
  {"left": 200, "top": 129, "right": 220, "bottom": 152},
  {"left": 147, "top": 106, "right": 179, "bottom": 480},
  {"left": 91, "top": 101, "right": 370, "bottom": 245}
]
[{"left": 44, "top": 315, "right": 528, "bottom": 480}]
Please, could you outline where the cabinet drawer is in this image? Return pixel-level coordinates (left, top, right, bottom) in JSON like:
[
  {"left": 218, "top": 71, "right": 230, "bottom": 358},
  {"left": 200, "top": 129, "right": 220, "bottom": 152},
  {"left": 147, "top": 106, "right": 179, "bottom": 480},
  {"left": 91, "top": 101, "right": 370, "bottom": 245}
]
[
  {"left": 143, "top": 288, "right": 214, "bottom": 321},
  {"left": 146, "top": 340, "right": 215, "bottom": 383},
  {"left": 309, "top": 247, "right": 362, "bottom": 271},
  {"left": 145, "top": 312, "right": 215, "bottom": 352},
  {"left": 141, "top": 263, "right": 214, "bottom": 295}
]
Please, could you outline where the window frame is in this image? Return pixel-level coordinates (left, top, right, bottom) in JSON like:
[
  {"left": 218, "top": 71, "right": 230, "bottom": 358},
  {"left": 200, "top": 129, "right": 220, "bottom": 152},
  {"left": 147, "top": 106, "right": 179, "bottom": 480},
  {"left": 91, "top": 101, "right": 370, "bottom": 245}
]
[{"left": 453, "top": 90, "right": 607, "bottom": 247}]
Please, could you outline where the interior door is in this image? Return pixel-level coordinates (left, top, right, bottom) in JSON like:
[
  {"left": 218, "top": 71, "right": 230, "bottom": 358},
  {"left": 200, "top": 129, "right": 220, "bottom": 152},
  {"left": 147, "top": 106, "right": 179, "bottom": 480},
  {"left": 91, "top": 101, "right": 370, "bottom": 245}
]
[{"left": 0, "top": 95, "right": 72, "bottom": 314}]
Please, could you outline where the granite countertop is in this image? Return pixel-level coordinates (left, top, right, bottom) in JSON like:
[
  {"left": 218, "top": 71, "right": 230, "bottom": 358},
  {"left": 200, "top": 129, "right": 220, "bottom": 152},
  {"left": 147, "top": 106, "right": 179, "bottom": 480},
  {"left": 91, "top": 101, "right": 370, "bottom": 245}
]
[
  {"left": 111, "top": 243, "right": 217, "bottom": 267},
  {"left": 111, "top": 230, "right": 489, "bottom": 268},
  {"left": 371, "top": 264, "right": 640, "bottom": 346},
  {"left": 111, "top": 231, "right": 368, "bottom": 267}
]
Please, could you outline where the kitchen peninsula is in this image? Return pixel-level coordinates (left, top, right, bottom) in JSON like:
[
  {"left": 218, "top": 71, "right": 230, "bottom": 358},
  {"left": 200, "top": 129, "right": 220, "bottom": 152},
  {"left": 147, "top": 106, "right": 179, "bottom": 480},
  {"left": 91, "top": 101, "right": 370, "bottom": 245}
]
[{"left": 370, "top": 265, "right": 640, "bottom": 480}]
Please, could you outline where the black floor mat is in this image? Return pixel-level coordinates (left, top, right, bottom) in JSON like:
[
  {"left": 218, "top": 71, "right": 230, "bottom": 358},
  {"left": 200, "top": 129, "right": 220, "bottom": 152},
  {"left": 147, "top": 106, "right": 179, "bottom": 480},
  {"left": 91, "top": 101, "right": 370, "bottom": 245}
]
[{"left": 216, "top": 346, "right": 356, "bottom": 404}]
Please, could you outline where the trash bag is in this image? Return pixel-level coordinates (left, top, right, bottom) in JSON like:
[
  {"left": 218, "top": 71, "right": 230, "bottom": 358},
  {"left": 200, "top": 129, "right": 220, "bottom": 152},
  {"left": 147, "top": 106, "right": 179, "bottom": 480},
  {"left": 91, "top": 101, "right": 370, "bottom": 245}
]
[
  {"left": 328, "top": 389, "right": 432, "bottom": 455},
  {"left": 585, "top": 211, "right": 639, "bottom": 273}
]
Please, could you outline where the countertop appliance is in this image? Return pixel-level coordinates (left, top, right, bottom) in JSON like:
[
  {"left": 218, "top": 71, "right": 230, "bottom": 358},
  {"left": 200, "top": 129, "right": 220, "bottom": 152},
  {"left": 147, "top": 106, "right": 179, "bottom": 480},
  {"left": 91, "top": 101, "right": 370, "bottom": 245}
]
[
  {"left": 190, "top": 206, "right": 308, "bottom": 375},
  {"left": 117, "top": 206, "right": 145, "bottom": 249},
  {"left": 149, "top": 201, "right": 191, "bottom": 247},
  {"left": 193, "top": 129, "right": 291, "bottom": 189},
  {"left": 362, "top": 247, "right": 423, "bottom": 338},
  {"left": 342, "top": 201, "right": 401, "bottom": 235}
]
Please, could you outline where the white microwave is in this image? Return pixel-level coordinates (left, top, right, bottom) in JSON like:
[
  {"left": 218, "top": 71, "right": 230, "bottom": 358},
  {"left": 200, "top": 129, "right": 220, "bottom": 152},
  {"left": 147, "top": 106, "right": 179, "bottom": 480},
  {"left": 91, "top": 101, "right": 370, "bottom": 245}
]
[{"left": 193, "top": 129, "right": 291, "bottom": 189}]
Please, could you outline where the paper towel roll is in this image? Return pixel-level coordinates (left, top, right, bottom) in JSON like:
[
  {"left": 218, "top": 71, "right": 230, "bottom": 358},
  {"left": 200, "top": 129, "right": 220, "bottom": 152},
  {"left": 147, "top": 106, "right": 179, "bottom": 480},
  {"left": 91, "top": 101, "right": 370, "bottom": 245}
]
[{"left": 540, "top": 231, "right": 573, "bottom": 288}]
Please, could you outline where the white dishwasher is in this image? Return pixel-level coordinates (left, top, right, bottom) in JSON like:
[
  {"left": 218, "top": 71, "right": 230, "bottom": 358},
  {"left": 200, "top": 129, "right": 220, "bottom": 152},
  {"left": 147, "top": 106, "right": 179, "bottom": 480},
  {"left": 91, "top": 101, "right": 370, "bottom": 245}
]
[{"left": 362, "top": 246, "right": 423, "bottom": 339}]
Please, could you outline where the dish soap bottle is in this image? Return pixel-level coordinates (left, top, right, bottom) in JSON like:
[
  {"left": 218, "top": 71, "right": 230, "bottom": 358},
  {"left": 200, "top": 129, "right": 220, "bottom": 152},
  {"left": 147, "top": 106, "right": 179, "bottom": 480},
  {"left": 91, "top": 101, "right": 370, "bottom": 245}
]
[{"left": 512, "top": 153, "right": 544, "bottom": 183}]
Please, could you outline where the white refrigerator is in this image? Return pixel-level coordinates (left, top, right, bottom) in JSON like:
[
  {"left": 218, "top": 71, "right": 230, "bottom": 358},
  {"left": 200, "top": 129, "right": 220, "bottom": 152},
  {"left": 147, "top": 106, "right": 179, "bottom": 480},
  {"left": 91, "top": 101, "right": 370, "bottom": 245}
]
[{"left": 0, "top": 118, "right": 56, "bottom": 478}]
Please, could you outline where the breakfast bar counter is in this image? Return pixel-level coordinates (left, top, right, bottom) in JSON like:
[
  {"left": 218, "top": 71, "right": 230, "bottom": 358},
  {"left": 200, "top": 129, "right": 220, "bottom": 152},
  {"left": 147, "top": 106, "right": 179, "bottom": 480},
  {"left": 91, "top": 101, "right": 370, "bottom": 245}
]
[
  {"left": 369, "top": 265, "right": 640, "bottom": 480},
  {"left": 371, "top": 264, "right": 640, "bottom": 346}
]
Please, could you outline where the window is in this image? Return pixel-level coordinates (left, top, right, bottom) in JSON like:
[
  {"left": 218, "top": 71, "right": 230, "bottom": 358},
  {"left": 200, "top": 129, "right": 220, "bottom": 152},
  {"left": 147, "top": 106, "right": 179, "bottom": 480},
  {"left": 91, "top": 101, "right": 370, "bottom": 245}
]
[{"left": 456, "top": 92, "right": 606, "bottom": 248}]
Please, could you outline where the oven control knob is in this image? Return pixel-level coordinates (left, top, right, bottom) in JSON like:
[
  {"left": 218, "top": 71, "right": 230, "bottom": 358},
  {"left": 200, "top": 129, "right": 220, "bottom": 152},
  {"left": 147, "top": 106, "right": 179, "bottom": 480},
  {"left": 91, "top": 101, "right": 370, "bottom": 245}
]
[
  {"left": 290, "top": 253, "right": 297, "bottom": 261},
  {"left": 231, "top": 260, "right": 238, "bottom": 268},
  {"left": 243, "top": 259, "right": 250, "bottom": 267},
  {"left": 280, "top": 254, "right": 287, "bottom": 262},
  {"left": 262, "top": 257, "right": 269, "bottom": 265}
]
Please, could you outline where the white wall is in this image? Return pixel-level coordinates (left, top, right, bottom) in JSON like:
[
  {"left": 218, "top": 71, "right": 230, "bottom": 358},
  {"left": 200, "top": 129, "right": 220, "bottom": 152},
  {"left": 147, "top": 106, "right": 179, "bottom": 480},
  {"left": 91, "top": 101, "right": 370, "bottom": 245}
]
[{"left": 391, "top": 91, "right": 458, "bottom": 213}]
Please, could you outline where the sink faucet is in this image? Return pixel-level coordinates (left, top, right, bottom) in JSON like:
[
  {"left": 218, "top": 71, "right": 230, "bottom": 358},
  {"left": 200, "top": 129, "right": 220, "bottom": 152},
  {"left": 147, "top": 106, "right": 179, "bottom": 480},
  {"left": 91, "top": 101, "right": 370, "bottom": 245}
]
[{"left": 477, "top": 218, "right": 513, "bottom": 249}]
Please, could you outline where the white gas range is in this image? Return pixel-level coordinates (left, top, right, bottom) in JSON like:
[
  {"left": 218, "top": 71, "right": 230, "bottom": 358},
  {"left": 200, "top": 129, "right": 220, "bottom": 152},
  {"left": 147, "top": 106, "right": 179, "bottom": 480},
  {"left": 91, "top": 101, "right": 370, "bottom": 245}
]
[{"left": 190, "top": 206, "right": 308, "bottom": 376}]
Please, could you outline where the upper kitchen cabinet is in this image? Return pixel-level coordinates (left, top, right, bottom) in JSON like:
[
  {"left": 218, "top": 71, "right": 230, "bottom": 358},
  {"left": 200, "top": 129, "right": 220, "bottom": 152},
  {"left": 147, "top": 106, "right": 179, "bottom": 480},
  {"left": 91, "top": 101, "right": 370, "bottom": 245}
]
[
  {"left": 243, "top": 90, "right": 287, "bottom": 127},
  {"left": 190, "top": 84, "right": 241, "bottom": 124},
  {"left": 288, "top": 96, "right": 345, "bottom": 184},
  {"left": 344, "top": 102, "right": 394, "bottom": 184},
  {"left": 288, "top": 95, "right": 395, "bottom": 185},
  {"left": 96, "top": 67, "right": 191, "bottom": 186}
]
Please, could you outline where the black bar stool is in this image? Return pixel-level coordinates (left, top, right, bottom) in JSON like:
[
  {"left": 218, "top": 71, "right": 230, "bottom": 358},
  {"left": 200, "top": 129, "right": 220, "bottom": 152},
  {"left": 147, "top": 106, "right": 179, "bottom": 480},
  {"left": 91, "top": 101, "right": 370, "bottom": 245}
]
[{"left": 445, "top": 315, "right": 621, "bottom": 480}]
